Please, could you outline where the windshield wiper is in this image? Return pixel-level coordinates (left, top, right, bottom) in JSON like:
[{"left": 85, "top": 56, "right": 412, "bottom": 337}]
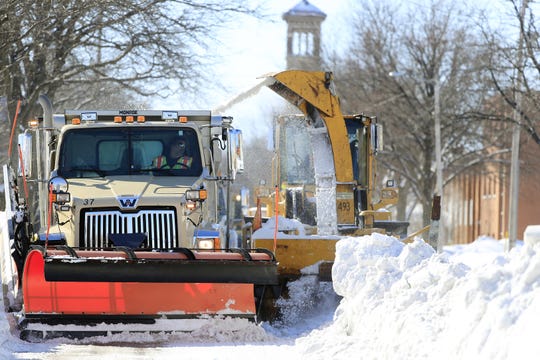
[
  {"left": 68, "top": 167, "right": 106, "bottom": 177},
  {"left": 129, "top": 168, "right": 152, "bottom": 174},
  {"left": 151, "top": 168, "right": 176, "bottom": 176}
]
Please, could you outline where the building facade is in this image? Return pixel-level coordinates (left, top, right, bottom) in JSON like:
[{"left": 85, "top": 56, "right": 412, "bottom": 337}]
[{"left": 445, "top": 127, "right": 540, "bottom": 244}]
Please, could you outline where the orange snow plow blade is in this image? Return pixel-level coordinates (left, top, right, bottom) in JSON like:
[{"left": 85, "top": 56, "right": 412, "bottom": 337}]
[{"left": 22, "top": 247, "right": 277, "bottom": 318}]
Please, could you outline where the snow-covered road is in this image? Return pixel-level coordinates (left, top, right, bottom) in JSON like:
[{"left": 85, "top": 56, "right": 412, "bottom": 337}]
[{"left": 4, "top": 233, "right": 540, "bottom": 359}]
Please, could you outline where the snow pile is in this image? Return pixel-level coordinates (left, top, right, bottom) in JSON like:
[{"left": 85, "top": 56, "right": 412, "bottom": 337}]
[
  {"left": 0, "top": 297, "right": 13, "bottom": 360},
  {"left": 251, "top": 215, "right": 340, "bottom": 239},
  {"left": 270, "top": 275, "right": 339, "bottom": 337},
  {"left": 252, "top": 215, "right": 307, "bottom": 238},
  {"left": 64, "top": 317, "right": 273, "bottom": 346},
  {"left": 296, "top": 233, "right": 540, "bottom": 360},
  {"left": 524, "top": 225, "right": 540, "bottom": 246}
]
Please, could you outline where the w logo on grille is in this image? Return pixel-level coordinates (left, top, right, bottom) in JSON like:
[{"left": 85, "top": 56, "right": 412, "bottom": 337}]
[{"left": 118, "top": 197, "right": 138, "bottom": 209}]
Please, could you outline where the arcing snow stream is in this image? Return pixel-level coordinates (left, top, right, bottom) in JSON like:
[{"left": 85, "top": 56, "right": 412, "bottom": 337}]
[{"left": 3, "top": 217, "right": 540, "bottom": 358}]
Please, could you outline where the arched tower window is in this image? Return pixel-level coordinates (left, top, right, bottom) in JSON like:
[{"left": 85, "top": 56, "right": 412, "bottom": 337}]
[{"left": 292, "top": 32, "right": 315, "bottom": 56}]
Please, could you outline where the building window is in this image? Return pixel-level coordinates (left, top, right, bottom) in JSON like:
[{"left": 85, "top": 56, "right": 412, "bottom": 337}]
[{"left": 293, "top": 31, "right": 314, "bottom": 56}]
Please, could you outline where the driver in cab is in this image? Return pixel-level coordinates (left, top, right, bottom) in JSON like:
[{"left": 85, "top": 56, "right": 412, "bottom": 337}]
[{"left": 153, "top": 137, "right": 192, "bottom": 170}]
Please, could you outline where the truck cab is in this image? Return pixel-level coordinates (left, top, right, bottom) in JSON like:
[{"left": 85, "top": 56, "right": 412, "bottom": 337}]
[{"left": 20, "top": 109, "right": 244, "bottom": 251}]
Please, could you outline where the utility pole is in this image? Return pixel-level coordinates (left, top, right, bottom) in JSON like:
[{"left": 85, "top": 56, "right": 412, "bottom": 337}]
[
  {"left": 389, "top": 71, "right": 443, "bottom": 251},
  {"left": 434, "top": 79, "right": 443, "bottom": 201},
  {"left": 507, "top": 0, "right": 527, "bottom": 252},
  {"left": 431, "top": 78, "right": 443, "bottom": 252}
]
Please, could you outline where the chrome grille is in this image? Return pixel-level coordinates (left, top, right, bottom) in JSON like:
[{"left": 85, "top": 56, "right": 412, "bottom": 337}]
[{"left": 82, "top": 209, "right": 177, "bottom": 249}]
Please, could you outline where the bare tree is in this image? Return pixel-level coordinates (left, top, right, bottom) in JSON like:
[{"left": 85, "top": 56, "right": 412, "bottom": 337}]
[
  {"left": 0, "top": 0, "right": 264, "bottom": 163},
  {"left": 478, "top": 0, "right": 540, "bottom": 147},
  {"left": 328, "top": 0, "right": 493, "bottom": 228}
]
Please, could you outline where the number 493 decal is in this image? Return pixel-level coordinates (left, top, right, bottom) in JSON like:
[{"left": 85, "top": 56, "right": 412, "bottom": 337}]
[{"left": 337, "top": 200, "right": 351, "bottom": 211}]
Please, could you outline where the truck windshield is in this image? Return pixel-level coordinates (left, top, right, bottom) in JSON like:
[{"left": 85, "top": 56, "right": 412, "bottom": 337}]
[
  {"left": 277, "top": 116, "right": 315, "bottom": 185},
  {"left": 57, "top": 127, "right": 203, "bottom": 178}
]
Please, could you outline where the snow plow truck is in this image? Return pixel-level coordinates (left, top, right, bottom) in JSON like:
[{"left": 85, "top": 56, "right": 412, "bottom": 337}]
[{"left": 0, "top": 96, "right": 277, "bottom": 340}]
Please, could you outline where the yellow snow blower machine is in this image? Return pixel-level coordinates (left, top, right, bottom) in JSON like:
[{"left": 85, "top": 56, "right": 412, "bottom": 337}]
[{"left": 249, "top": 70, "right": 408, "bottom": 299}]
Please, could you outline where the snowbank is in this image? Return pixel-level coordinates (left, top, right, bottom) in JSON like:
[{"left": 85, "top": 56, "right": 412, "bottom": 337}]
[
  {"left": 296, "top": 234, "right": 540, "bottom": 360},
  {"left": 0, "top": 304, "right": 11, "bottom": 359},
  {"left": 524, "top": 225, "right": 540, "bottom": 246}
]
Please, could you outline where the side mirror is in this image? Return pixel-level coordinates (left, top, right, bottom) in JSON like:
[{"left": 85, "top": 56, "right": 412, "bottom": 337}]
[
  {"left": 17, "top": 133, "right": 33, "bottom": 177},
  {"left": 211, "top": 136, "right": 223, "bottom": 164},
  {"left": 372, "top": 123, "right": 384, "bottom": 153},
  {"left": 228, "top": 129, "right": 245, "bottom": 179}
]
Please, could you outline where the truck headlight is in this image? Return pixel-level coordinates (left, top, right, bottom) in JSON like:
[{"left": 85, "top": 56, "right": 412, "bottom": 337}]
[
  {"left": 197, "top": 238, "right": 217, "bottom": 249},
  {"left": 194, "top": 230, "right": 221, "bottom": 250},
  {"left": 51, "top": 192, "right": 71, "bottom": 204},
  {"left": 48, "top": 176, "right": 70, "bottom": 205}
]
